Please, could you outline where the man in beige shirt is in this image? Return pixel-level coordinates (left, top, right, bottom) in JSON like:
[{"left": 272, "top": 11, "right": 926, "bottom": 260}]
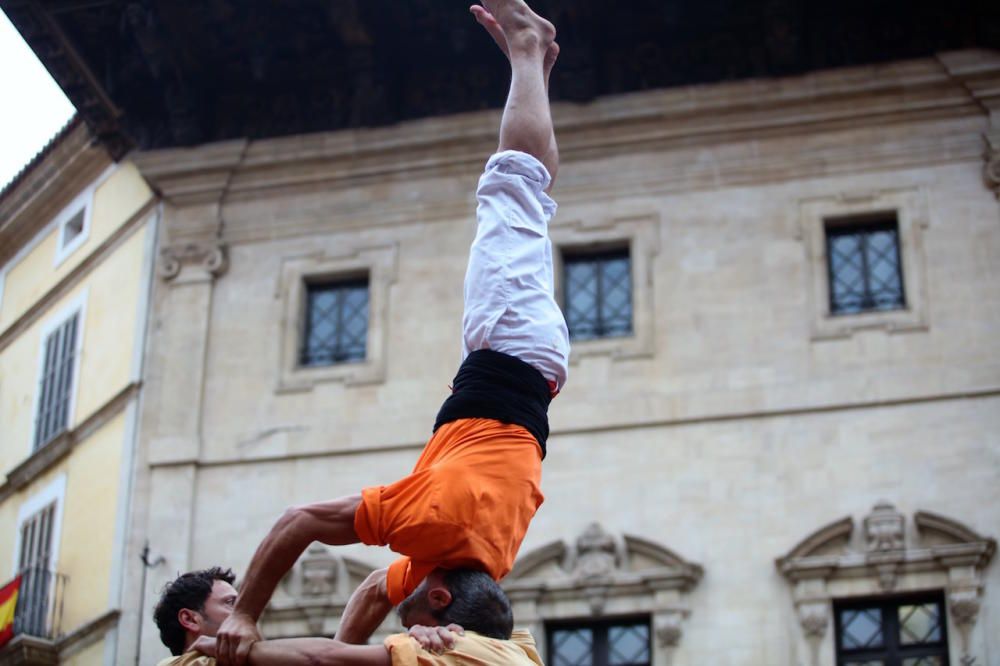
[{"left": 154, "top": 566, "right": 542, "bottom": 666}]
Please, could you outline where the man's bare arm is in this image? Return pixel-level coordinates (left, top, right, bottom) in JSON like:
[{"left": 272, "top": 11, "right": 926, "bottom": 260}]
[
  {"left": 217, "top": 494, "right": 363, "bottom": 665},
  {"left": 335, "top": 568, "right": 394, "bottom": 645},
  {"left": 194, "top": 636, "right": 391, "bottom": 666}
]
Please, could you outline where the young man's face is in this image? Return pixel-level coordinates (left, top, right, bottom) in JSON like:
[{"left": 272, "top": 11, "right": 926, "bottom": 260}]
[{"left": 196, "top": 580, "right": 238, "bottom": 637}]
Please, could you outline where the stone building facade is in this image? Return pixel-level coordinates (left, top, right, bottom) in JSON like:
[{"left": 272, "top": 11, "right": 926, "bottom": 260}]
[{"left": 121, "top": 50, "right": 1000, "bottom": 665}]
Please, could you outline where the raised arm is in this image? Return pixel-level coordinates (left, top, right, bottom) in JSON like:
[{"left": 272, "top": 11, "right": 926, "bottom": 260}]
[
  {"left": 217, "top": 494, "right": 363, "bottom": 665},
  {"left": 335, "top": 568, "right": 394, "bottom": 645}
]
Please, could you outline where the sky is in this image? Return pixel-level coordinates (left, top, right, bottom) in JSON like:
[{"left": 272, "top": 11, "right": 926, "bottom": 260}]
[{"left": 0, "top": 9, "right": 76, "bottom": 191}]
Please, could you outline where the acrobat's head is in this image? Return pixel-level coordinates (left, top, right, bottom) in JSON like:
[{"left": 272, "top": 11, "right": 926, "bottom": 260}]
[
  {"left": 396, "top": 567, "right": 513, "bottom": 640},
  {"left": 153, "top": 567, "right": 238, "bottom": 656}
]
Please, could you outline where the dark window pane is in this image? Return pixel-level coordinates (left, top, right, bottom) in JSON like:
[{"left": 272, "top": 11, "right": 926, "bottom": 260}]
[
  {"left": 301, "top": 280, "right": 368, "bottom": 366},
  {"left": 609, "top": 623, "right": 649, "bottom": 665},
  {"left": 564, "top": 249, "right": 632, "bottom": 341},
  {"left": 899, "top": 604, "right": 942, "bottom": 645},
  {"left": 840, "top": 608, "right": 884, "bottom": 649},
  {"left": 551, "top": 628, "right": 594, "bottom": 666},
  {"left": 835, "top": 594, "right": 948, "bottom": 666},
  {"left": 826, "top": 219, "right": 904, "bottom": 316},
  {"left": 549, "top": 620, "right": 650, "bottom": 666}
]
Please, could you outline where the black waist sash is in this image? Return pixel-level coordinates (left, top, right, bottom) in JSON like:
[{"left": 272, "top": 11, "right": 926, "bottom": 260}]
[{"left": 433, "top": 349, "right": 552, "bottom": 457}]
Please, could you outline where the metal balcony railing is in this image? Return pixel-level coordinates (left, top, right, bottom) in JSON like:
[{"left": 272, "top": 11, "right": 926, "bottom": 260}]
[{"left": 12, "top": 566, "right": 67, "bottom": 641}]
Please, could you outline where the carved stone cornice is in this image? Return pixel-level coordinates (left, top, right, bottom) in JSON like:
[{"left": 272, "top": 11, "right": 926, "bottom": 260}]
[
  {"left": 132, "top": 140, "right": 249, "bottom": 208},
  {"left": 129, "top": 50, "right": 1000, "bottom": 240},
  {"left": 158, "top": 241, "right": 228, "bottom": 282},
  {"left": 938, "top": 50, "right": 1000, "bottom": 198}
]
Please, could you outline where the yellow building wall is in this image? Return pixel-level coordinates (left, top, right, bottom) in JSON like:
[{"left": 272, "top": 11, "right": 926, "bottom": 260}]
[
  {"left": 0, "top": 163, "right": 153, "bottom": 331},
  {"left": 57, "top": 411, "right": 124, "bottom": 633},
  {"left": 63, "top": 639, "right": 106, "bottom": 666},
  {"left": 0, "top": 411, "right": 124, "bottom": 635},
  {"left": 0, "top": 220, "right": 151, "bottom": 475},
  {"left": 0, "top": 502, "right": 15, "bottom": 578}
]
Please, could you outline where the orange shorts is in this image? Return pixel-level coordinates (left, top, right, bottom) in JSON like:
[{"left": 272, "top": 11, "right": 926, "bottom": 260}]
[{"left": 353, "top": 418, "right": 544, "bottom": 605}]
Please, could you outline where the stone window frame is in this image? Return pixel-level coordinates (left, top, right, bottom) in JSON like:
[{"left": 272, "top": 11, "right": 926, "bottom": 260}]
[
  {"left": 798, "top": 188, "right": 930, "bottom": 340},
  {"left": 276, "top": 243, "right": 398, "bottom": 393},
  {"left": 502, "top": 523, "right": 702, "bottom": 666},
  {"left": 776, "top": 501, "right": 996, "bottom": 666},
  {"left": 550, "top": 214, "right": 660, "bottom": 363}
]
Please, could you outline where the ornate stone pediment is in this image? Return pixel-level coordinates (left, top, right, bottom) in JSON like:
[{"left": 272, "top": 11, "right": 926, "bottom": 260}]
[
  {"left": 504, "top": 523, "right": 702, "bottom": 661},
  {"left": 507, "top": 523, "right": 703, "bottom": 599},
  {"left": 776, "top": 502, "right": 996, "bottom": 666},
  {"left": 776, "top": 502, "right": 995, "bottom": 587},
  {"left": 263, "top": 545, "right": 382, "bottom": 637}
]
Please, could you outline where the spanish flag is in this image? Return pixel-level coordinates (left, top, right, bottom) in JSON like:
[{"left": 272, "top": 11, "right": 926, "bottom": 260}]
[{"left": 0, "top": 575, "right": 21, "bottom": 648}]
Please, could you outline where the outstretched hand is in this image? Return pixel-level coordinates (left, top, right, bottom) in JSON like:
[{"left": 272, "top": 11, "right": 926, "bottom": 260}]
[
  {"left": 408, "top": 623, "right": 465, "bottom": 654},
  {"left": 215, "top": 612, "right": 262, "bottom": 666}
]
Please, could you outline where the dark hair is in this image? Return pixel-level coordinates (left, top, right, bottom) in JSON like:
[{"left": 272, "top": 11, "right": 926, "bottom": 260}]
[
  {"left": 153, "top": 567, "right": 236, "bottom": 656},
  {"left": 432, "top": 569, "right": 514, "bottom": 640}
]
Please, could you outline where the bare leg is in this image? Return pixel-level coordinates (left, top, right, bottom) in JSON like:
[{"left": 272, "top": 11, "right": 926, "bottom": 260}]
[{"left": 471, "top": 1, "right": 559, "bottom": 188}]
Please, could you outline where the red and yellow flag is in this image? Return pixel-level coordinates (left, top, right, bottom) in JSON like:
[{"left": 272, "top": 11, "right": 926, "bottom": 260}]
[{"left": 0, "top": 575, "right": 21, "bottom": 648}]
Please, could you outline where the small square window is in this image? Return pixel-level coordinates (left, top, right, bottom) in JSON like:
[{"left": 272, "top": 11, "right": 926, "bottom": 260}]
[
  {"left": 563, "top": 248, "right": 633, "bottom": 341},
  {"left": 60, "top": 209, "right": 86, "bottom": 249},
  {"left": 825, "top": 217, "right": 905, "bottom": 316},
  {"left": 300, "top": 278, "right": 369, "bottom": 367}
]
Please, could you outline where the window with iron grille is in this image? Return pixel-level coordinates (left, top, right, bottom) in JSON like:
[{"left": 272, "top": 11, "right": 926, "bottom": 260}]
[
  {"left": 834, "top": 593, "right": 949, "bottom": 666},
  {"left": 15, "top": 502, "right": 55, "bottom": 637},
  {"left": 826, "top": 218, "right": 905, "bottom": 316},
  {"left": 300, "top": 278, "right": 369, "bottom": 366},
  {"left": 563, "top": 248, "right": 632, "bottom": 341},
  {"left": 548, "top": 618, "right": 651, "bottom": 666},
  {"left": 34, "top": 313, "right": 79, "bottom": 450}
]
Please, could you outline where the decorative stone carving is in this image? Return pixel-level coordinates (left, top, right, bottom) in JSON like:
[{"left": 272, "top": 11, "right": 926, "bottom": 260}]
[
  {"left": 874, "top": 562, "right": 898, "bottom": 591},
  {"left": 864, "top": 500, "right": 905, "bottom": 552},
  {"left": 158, "top": 241, "right": 228, "bottom": 281},
  {"left": 299, "top": 543, "right": 338, "bottom": 597},
  {"left": 654, "top": 611, "right": 685, "bottom": 648},
  {"left": 986, "top": 145, "right": 1000, "bottom": 199},
  {"left": 267, "top": 548, "right": 381, "bottom": 638},
  {"left": 777, "top": 503, "right": 996, "bottom": 666},
  {"left": 573, "top": 523, "right": 618, "bottom": 580},
  {"left": 796, "top": 601, "right": 828, "bottom": 639},
  {"left": 504, "top": 523, "right": 703, "bottom": 663}
]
